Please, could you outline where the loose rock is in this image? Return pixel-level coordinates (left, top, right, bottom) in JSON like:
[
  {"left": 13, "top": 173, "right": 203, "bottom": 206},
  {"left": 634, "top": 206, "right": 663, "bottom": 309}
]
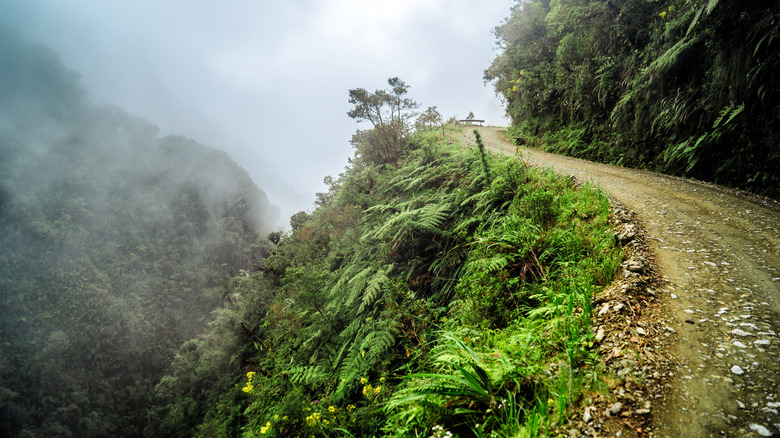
[
  {"left": 731, "top": 328, "right": 753, "bottom": 337},
  {"left": 749, "top": 424, "right": 772, "bottom": 437}
]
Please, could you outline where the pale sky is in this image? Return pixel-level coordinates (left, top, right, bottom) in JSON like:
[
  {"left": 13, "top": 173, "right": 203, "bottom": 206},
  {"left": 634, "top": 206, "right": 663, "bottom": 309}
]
[{"left": 1, "top": 0, "right": 515, "bottom": 228}]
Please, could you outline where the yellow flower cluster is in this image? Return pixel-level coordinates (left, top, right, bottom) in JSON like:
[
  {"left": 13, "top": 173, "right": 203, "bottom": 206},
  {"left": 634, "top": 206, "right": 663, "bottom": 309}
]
[
  {"left": 509, "top": 73, "right": 524, "bottom": 92},
  {"left": 242, "top": 371, "right": 256, "bottom": 394},
  {"left": 362, "top": 384, "right": 382, "bottom": 398},
  {"left": 346, "top": 404, "right": 356, "bottom": 411},
  {"left": 260, "top": 421, "right": 271, "bottom": 434},
  {"left": 305, "top": 411, "right": 321, "bottom": 426}
]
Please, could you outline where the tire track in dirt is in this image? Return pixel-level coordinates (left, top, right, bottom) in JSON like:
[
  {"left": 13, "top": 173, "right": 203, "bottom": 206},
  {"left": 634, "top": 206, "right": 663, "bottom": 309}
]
[{"left": 464, "top": 126, "right": 780, "bottom": 437}]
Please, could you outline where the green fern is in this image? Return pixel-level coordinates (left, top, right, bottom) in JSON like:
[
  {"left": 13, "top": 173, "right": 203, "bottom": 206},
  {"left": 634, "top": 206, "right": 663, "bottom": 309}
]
[
  {"left": 288, "top": 364, "right": 327, "bottom": 385},
  {"left": 360, "top": 323, "right": 397, "bottom": 362},
  {"left": 468, "top": 255, "right": 510, "bottom": 274},
  {"left": 343, "top": 266, "right": 373, "bottom": 309},
  {"left": 357, "top": 266, "right": 391, "bottom": 314}
]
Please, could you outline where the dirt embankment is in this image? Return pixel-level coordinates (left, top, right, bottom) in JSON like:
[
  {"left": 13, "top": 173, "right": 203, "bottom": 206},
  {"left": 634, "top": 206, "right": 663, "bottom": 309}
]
[{"left": 463, "top": 126, "right": 780, "bottom": 438}]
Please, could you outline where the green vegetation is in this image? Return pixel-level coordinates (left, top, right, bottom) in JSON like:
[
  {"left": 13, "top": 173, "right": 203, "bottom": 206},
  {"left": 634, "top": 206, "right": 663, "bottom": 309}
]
[
  {"left": 0, "top": 28, "right": 277, "bottom": 437},
  {"left": 159, "top": 81, "right": 624, "bottom": 436},
  {"left": 486, "top": 0, "right": 780, "bottom": 199},
  {"left": 1, "top": 18, "right": 634, "bottom": 436}
]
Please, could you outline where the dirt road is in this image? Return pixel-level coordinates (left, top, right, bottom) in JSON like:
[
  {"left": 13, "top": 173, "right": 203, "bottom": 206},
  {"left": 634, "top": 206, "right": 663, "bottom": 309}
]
[{"left": 465, "top": 126, "right": 780, "bottom": 437}]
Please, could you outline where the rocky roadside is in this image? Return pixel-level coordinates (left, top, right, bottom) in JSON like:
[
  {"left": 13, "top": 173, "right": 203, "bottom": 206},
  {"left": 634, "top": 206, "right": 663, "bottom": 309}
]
[
  {"left": 534, "top": 186, "right": 669, "bottom": 438},
  {"left": 552, "top": 201, "right": 674, "bottom": 437}
]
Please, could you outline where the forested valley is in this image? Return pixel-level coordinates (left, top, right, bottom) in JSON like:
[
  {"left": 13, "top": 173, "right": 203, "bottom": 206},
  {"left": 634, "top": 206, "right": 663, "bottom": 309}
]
[
  {"left": 486, "top": 0, "right": 780, "bottom": 198},
  {"left": 0, "top": 27, "right": 278, "bottom": 436}
]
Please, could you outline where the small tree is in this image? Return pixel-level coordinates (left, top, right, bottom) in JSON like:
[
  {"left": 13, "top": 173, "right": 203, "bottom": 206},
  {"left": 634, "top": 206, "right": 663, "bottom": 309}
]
[
  {"left": 348, "top": 78, "right": 418, "bottom": 127},
  {"left": 416, "top": 106, "right": 443, "bottom": 131},
  {"left": 347, "top": 78, "right": 419, "bottom": 165},
  {"left": 289, "top": 211, "right": 310, "bottom": 231}
]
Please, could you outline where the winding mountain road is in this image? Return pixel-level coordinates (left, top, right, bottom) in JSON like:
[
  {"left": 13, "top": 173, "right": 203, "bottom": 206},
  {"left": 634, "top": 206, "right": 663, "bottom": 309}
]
[{"left": 468, "top": 126, "right": 780, "bottom": 437}]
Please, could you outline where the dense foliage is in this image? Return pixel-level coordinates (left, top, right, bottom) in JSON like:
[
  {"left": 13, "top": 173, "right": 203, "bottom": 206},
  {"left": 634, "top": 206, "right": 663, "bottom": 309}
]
[
  {"left": 157, "top": 89, "right": 624, "bottom": 435},
  {"left": 486, "top": 0, "right": 780, "bottom": 198},
  {"left": 0, "top": 28, "right": 277, "bottom": 437}
]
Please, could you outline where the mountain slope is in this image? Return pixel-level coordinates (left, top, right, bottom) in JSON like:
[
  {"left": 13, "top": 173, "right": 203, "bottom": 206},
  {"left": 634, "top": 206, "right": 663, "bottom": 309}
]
[{"left": 0, "top": 27, "right": 278, "bottom": 437}]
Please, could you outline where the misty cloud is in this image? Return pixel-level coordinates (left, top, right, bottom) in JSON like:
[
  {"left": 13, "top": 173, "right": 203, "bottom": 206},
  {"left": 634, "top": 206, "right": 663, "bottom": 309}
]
[{"left": 1, "top": 0, "right": 514, "bottom": 227}]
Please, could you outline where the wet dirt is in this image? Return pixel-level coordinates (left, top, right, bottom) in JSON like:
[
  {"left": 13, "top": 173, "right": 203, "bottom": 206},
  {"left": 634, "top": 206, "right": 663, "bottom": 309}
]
[{"left": 463, "top": 126, "right": 780, "bottom": 437}]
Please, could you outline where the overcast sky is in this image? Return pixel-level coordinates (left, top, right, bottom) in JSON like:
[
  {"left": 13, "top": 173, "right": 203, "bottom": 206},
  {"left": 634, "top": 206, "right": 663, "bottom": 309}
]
[{"left": 2, "top": 0, "right": 515, "bottom": 228}]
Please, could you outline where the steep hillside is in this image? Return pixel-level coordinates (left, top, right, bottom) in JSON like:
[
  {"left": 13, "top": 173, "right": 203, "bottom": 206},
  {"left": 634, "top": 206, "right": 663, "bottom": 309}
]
[
  {"left": 153, "top": 116, "right": 625, "bottom": 436},
  {"left": 0, "top": 28, "right": 278, "bottom": 437}
]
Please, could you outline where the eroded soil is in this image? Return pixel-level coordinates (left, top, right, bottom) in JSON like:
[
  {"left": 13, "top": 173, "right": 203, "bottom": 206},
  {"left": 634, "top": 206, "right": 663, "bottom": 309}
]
[{"left": 465, "top": 126, "right": 780, "bottom": 437}]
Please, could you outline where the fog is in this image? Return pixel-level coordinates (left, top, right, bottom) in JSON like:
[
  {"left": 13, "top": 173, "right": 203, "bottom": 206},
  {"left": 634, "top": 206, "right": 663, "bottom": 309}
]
[
  {"left": 0, "top": 28, "right": 283, "bottom": 435},
  {"left": 1, "top": 0, "right": 514, "bottom": 227}
]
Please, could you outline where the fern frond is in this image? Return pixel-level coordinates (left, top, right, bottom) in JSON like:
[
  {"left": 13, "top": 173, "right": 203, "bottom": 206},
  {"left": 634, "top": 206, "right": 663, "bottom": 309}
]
[
  {"left": 360, "top": 327, "right": 396, "bottom": 362},
  {"left": 468, "top": 255, "right": 510, "bottom": 274},
  {"left": 288, "top": 364, "right": 327, "bottom": 385},
  {"left": 344, "top": 267, "right": 373, "bottom": 308},
  {"left": 357, "top": 267, "right": 390, "bottom": 314},
  {"left": 338, "top": 317, "right": 363, "bottom": 343}
]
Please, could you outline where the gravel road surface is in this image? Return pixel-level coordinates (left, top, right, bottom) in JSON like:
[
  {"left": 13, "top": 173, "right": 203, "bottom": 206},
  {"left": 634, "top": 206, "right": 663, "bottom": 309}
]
[{"left": 464, "top": 126, "right": 780, "bottom": 437}]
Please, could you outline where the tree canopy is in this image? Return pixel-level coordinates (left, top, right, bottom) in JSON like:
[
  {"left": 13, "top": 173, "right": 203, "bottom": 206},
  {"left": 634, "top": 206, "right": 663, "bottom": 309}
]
[
  {"left": 347, "top": 77, "right": 419, "bottom": 166},
  {"left": 486, "top": 0, "right": 780, "bottom": 198}
]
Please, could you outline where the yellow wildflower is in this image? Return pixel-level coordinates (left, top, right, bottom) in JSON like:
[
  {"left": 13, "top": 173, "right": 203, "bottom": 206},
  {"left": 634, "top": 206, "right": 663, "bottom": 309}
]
[
  {"left": 242, "top": 371, "right": 256, "bottom": 393},
  {"left": 305, "top": 412, "right": 322, "bottom": 426},
  {"left": 374, "top": 385, "right": 382, "bottom": 395},
  {"left": 659, "top": 10, "right": 667, "bottom": 18},
  {"left": 346, "top": 404, "right": 356, "bottom": 411},
  {"left": 379, "top": 377, "right": 386, "bottom": 383},
  {"left": 328, "top": 405, "right": 336, "bottom": 413},
  {"left": 360, "top": 377, "right": 368, "bottom": 385}
]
